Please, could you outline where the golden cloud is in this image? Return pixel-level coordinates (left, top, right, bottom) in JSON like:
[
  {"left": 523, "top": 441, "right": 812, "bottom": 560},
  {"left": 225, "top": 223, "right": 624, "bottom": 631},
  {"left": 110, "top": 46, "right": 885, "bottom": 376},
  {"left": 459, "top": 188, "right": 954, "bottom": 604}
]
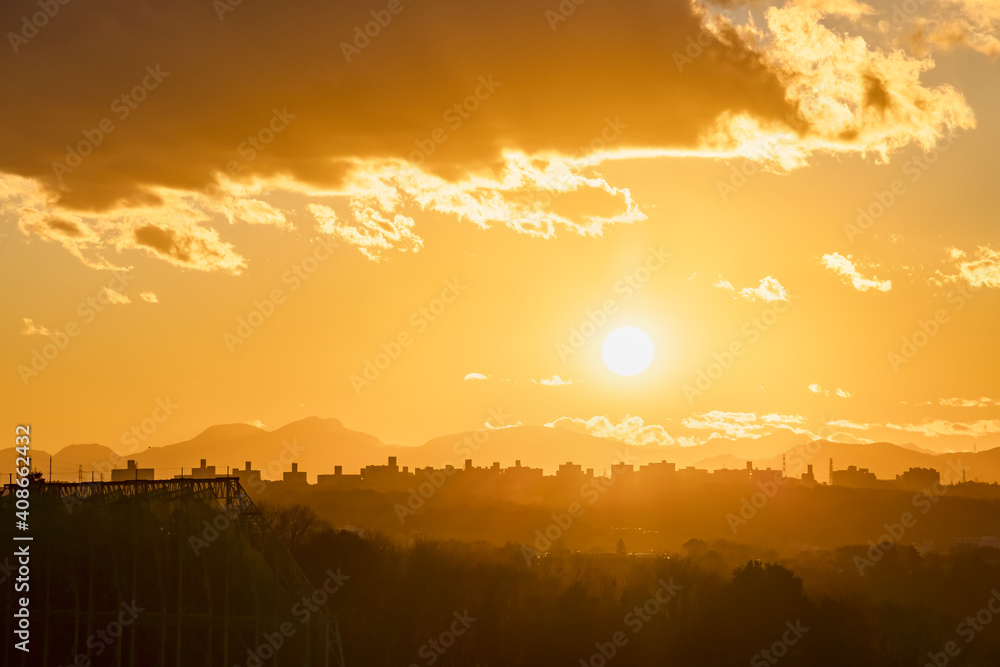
[
  {"left": 716, "top": 275, "right": 789, "bottom": 301},
  {"left": 822, "top": 252, "right": 892, "bottom": 291},
  {"left": 546, "top": 415, "right": 680, "bottom": 446},
  {"left": 0, "top": 0, "right": 982, "bottom": 270}
]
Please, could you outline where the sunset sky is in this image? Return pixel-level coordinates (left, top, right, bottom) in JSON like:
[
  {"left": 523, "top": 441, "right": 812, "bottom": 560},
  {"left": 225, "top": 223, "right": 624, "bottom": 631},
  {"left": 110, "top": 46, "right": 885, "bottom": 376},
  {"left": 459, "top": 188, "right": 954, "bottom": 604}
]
[{"left": 3, "top": 0, "right": 998, "bottom": 455}]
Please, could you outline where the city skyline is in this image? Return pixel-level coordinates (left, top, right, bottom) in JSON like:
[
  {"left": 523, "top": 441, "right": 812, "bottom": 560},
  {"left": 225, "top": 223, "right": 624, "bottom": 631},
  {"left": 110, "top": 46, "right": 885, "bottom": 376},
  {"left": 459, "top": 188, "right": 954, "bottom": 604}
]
[{"left": 3, "top": 0, "right": 999, "bottom": 456}]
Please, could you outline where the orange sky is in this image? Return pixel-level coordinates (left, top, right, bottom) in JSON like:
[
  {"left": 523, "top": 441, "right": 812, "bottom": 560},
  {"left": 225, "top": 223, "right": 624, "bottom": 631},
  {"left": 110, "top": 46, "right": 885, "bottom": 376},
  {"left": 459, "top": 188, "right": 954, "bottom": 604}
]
[{"left": 3, "top": 0, "right": 999, "bottom": 455}]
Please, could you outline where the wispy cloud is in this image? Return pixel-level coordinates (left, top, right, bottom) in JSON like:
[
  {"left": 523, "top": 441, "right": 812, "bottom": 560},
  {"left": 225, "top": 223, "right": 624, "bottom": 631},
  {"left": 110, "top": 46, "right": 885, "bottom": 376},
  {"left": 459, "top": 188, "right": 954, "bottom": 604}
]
[
  {"left": 681, "top": 411, "right": 812, "bottom": 440},
  {"left": 534, "top": 375, "right": 573, "bottom": 386},
  {"left": 936, "top": 396, "right": 1000, "bottom": 407},
  {"left": 809, "top": 383, "right": 853, "bottom": 398},
  {"left": 546, "top": 415, "right": 680, "bottom": 446},
  {"left": 20, "top": 318, "right": 51, "bottom": 336},
  {"left": 822, "top": 253, "right": 892, "bottom": 292},
  {"left": 716, "top": 275, "right": 789, "bottom": 302},
  {"left": 103, "top": 288, "right": 131, "bottom": 305},
  {"left": 956, "top": 246, "right": 1000, "bottom": 288}
]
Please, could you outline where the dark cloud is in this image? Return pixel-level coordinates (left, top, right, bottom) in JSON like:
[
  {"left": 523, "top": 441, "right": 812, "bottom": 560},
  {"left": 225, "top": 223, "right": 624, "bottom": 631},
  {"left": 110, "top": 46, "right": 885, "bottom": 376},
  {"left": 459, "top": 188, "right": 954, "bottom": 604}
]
[
  {"left": 863, "top": 73, "right": 891, "bottom": 112},
  {"left": 0, "top": 0, "right": 795, "bottom": 209},
  {"left": 133, "top": 224, "right": 189, "bottom": 262},
  {"left": 44, "top": 216, "right": 83, "bottom": 237}
]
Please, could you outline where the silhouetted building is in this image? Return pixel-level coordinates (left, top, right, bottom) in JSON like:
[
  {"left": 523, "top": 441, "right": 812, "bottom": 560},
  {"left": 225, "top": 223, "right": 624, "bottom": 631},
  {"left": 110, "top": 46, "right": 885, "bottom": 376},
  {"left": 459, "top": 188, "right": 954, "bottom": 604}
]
[
  {"left": 676, "top": 466, "right": 710, "bottom": 483},
  {"left": 189, "top": 458, "right": 216, "bottom": 480},
  {"left": 111, "top": 460, "right": 154, "bottom": 481},
  {"left": 751, "top": 467, "right": 783, "bottom": 485},
  {"left": 713, "top": 466, "right": 752, "bottom": 483},
  {"left": 611, "top": 462, "right": 635, "bottom": 478},
  {"left": 895, "top": 467, "right": 940, "bottom": 491},
  {"left": 233, "top": 461, "right": 261, "bottom": 486},
  {"left": 506, "top": 460, "right": 543, "bottom": 482},
  {"left": 317, "top": 465, "right": 365, "bottom": 486},
  {"left": 364, "top": 456, "right": 402, "bottom": 480},
  {"left": 640, "top": 460, "right": 676, "bottom": 475},
  {"left": 283, "top": 462, "right": 308, "bottom": 485},
  {"left": 831, "top": 465, "right": 879, "bottom": 488},
  {"left": 801, "top": 464, "right": 816, "bottom": 485},
  {"left": 557, "top": 462, "right": 586, "bottom": 478}
]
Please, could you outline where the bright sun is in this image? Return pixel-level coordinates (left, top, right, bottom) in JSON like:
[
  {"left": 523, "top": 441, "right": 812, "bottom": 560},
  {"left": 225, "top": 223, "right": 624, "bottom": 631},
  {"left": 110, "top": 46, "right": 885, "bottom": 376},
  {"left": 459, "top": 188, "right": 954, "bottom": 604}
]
[{"left": 601, "top": 326, "right": 655, "bottom": 377}]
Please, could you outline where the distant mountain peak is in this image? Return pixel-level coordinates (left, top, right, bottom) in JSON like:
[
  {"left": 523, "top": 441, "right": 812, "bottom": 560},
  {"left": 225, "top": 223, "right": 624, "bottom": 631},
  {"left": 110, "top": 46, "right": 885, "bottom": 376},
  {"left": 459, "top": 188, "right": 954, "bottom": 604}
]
[{"left": 194, "top": 423, "right": 265, "bottom": 440}]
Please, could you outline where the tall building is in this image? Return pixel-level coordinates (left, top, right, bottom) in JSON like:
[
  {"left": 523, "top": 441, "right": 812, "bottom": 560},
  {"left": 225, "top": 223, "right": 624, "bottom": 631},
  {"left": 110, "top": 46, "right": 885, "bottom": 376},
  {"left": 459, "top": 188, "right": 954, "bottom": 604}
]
[
  {"left": 283, "top": 462, "right": 308, "bottom": 485},
  {"left": 895, "top": 467, "right": 940, "bottom": 491},
  {"left": 831, "top": 465, "right": 879, "bottom": 488},
  {"left": 110, "top": 459, "right": 154, "bottom": 481},
  {"left": 233, "top": 461, "right": 262, "bottom": 487},
  {"left": 189, "top": 458, "right": 216, "bottom": 480}
]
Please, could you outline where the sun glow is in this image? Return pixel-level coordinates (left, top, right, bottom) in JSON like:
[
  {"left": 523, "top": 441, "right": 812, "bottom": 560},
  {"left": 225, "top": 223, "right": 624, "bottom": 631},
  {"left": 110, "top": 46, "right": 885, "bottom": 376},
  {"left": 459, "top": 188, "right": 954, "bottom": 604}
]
[{"left": 601, "top": 326, "right": 655, "bottom": 377}]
